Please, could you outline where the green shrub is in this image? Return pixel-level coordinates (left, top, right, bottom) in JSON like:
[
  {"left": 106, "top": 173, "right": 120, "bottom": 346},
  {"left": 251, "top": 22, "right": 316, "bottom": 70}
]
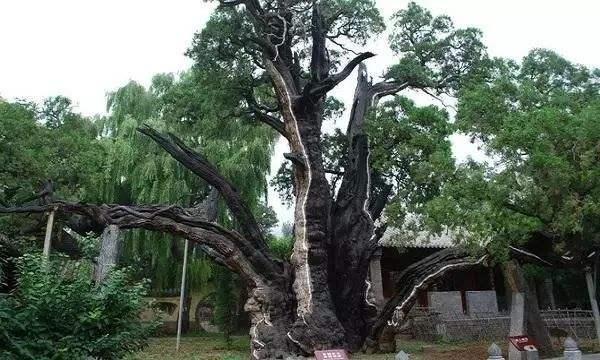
[
  {"left": 267, "top": 235, "right": 293, "bottom": 260},
  {"left": 0, "top": 253, "right": 159, "bottom": 359},
  {"left": 214, "top": 266, "right": 235, "bottom": 346}
]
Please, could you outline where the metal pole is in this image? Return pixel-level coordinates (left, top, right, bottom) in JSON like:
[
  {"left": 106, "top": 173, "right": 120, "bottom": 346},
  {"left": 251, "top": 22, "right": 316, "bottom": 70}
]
[
  {"left": 585, "top": 268, "right": 600, "bottom": 347},
  {"left": 43, "top": 210, "right": 55, "bottom": 258},
  {"left": 176, "top": 239, "right": 189, "bottom": 351}
]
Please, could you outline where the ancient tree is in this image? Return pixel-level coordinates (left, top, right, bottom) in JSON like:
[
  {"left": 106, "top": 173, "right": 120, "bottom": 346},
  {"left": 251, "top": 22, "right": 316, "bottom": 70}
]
[{"left": 1, "top": 2, "right": 489, "bottom": 358}]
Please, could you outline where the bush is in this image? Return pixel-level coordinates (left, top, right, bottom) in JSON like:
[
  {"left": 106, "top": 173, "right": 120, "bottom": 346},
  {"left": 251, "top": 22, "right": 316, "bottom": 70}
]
[
  {"left": 267, "top": 235, "right": 293, "bottom": 260},
  {"left": 0, "top": 253, "right": 159, "bottom": 359}
]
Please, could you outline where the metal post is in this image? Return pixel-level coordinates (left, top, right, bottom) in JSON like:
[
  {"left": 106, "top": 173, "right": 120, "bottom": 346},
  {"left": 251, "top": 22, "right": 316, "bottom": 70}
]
[
  {"left": 585, "top": 268, "right": 600, "bottom": 347},
  {"left": 176, "top": 239, "right": 189, "bottom": 351},
  {"left": 43, "top": 210, "right": 55, "bottom": 258}
]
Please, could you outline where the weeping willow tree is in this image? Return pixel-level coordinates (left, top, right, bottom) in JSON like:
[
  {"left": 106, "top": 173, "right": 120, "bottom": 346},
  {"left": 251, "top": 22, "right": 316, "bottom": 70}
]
[{"left": 99, "top": 70, "right": 277, "bottom": 330}]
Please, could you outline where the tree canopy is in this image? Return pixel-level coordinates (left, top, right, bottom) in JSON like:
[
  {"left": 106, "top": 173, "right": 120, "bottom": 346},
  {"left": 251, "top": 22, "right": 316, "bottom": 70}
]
[{"left": 413, "top": 49, "right": 600, "bottom": 262}]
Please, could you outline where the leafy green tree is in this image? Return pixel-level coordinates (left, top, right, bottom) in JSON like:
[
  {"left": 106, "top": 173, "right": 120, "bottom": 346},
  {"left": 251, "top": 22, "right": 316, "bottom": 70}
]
[
  {"left": 0, "top": 98, "right": 104, "bottom": 243},
  {"left": 99, "top": 71, "right": 277, "bottom": 332},
  {"left": 0, "top": 98, "right": 103, "bottom": 207},
  {"left": 367, "top": 96, "right": 454, "bottom": 225},
  {"left": 396, "top": 50, "right": 600, "bottom": 353},
  {"left": 0, "top": 253, "right": 157, "bottom": 360},
  {"left": 418, "top": 50, "right": 600, "bottom": 263}
]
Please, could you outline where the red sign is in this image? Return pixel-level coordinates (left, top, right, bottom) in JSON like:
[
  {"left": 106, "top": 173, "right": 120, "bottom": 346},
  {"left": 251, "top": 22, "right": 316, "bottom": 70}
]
[
  {"left": 315, "top": 349, "right": 349, "bottom": 360},
  {"left": 509, "top": 335, "right": 537, "bottom": 351}
]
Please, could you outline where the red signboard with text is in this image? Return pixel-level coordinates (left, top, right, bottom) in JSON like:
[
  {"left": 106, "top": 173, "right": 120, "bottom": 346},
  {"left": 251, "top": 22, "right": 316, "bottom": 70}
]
[
  {"left": 509, "top": 335, "right": 537, "bottom": 351},
  {"left": 315, "top": 349, "right": 349, "bottom": 360}
]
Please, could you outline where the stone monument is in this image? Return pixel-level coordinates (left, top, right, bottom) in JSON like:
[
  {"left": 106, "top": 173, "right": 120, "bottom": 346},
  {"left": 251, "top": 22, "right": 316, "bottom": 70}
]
[
  {"left": 488, "top": 343, "right": 505, "bottom": 360},
  {"left": 466, "top": 290, "right": 499, "bottom": 315},
  {"left": 508, "top": 292, "right": 526, "bottom": 360},
  {"left": 395, "top": 350, "right": 409, "bottom": 360},
  {"left": 563, "top": 337, "right": 582, "bottom": 360}
]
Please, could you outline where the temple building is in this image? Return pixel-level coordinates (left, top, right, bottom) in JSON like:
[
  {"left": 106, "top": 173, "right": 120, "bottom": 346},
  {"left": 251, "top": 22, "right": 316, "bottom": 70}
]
[{"left": 369, "top": 227, "right": 557, "bottom": 316}]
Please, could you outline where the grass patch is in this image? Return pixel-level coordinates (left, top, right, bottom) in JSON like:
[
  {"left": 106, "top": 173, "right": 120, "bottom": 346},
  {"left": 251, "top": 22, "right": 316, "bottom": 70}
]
[
  {"left": 125, "top": 334, "right": 249, "bottom": 360},
  {"left": 129, "top": 335, "right": 412, "bottom": 359},
  {"left": 135, "top": 335, "right": 594, "bottom": 360}
]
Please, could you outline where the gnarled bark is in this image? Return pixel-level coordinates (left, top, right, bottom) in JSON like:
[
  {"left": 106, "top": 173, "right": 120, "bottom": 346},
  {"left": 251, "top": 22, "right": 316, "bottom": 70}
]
[
  {"left": 0, "top": 2, "right": 487, "bottom": 358},
  {"left": 365, "top": 248, "right": 487, "bottom": 350}
]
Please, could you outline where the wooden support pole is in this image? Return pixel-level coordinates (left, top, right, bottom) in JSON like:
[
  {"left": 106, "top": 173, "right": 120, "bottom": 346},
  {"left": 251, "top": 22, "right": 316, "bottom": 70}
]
[
  {"left": 176, "top": 239, "right": 190, "bottom": 352},
  {"left": 43, "top": 210, "right": 55, "bottom": 258},
  {"left": 584, "top": 267, "right": 600, "bottom": 347}
]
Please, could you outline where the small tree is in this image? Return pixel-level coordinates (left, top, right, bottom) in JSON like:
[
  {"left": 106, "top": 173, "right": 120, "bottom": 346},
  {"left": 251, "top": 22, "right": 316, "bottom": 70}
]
[
  {"left": 407, "top": 50, "right": 600, "bottom": 353},
  {"left": 0, "top": 253, "right": 158, "bottom": 359}
]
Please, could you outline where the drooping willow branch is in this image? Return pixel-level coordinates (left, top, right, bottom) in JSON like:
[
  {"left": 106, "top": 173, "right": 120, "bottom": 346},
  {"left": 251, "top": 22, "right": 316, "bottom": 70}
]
[{"left": 137, "top": 125, "right": 269, "bottom": 252}]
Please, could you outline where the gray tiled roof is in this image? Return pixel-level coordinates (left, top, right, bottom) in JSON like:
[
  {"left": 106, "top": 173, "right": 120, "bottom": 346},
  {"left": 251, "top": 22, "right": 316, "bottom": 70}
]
[{"left": 378, "top": 226, "right": 455, "bottom": 249}]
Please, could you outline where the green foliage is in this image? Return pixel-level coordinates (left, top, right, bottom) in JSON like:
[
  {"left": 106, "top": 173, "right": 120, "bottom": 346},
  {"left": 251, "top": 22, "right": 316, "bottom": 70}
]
[
  {"left": 368, "top": 96, "right": 454, "bottom": 227},
  {"left": 75, "top": 232, "right": 101, "bottom": 261},
  {"left": 419, "top": 49, "right": 600, "bottom": 259},
  {"left": 268, "top": 235, "right": 294, "bottom": 260},
  {"left": 256, "top": 204, "right": 278, "bottom": 235},
  {"left": 321, "top": 0, "right": 385, "bottom": 47},
  {"left": 270, "top": 3, "right": 484, "bottom": 214},
  {"left": 100, "top": 69, "right": 277, "bottom": 293},
  {"left": 0, "top": 98, "right": 105, "bottom": 241},
  {"left": 214, "top": 266, "right": 235, "bottom": 346},
  {"left": 197, "top": 0, "right": 383, "bottom": 69},
  {"left": 0, "top": 98, "right": 104, "bottom": 208},
  {"left": 0, "top": 253, "right": 158, "bottom": 359},
  {"left": 522, "top": 264, "right": 547, "bottom": 281},
  {"left": 387, "top": 2, "right": 488, "bottom": 93},
  {"left": 270, "top": 162, "right": 294, "bottom": 206}
]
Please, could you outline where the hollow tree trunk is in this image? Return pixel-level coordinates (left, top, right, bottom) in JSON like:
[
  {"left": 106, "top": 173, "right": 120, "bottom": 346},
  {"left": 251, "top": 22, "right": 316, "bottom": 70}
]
[
  {"left": 0, "top": 38, "right": 451, "bottom": 359},
  {"left": 327, "top": 63, "right": 413, "bottom": 351},
  {"left": 329, "top": 67, "right": 381, "bottom": 350},
  {"left": 269, "top": 60, "right": 347, "bottom": 351},
  {"left": 245, "top": 275, "right": 296, "bottom": 359},
  {"left": 0, "top": 179, "right": 485, "bottom": 359}
]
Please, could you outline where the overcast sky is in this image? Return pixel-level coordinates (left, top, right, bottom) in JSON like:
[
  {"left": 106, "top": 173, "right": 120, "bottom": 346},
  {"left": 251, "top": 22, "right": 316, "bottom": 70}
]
[{"left": 1, "top": 0, "right": 599, "bottom": 228}]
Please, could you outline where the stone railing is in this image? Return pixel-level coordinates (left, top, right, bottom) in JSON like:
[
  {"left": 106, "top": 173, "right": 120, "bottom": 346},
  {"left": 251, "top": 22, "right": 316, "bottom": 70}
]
[
  {"left": 486, "top": 337, "right": 583, "bottom": 360},
  {"left": 394, "top": 338, "right": 584, "bottom": 360},
  {"left": 410, "top": 309, "right": 596, "bottom": 342}
]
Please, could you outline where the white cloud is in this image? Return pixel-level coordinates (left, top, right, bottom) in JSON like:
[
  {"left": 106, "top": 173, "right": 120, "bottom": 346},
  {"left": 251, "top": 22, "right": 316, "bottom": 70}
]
[{"left": 0, "top": 0, "right": 215, "bottom": 114}]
